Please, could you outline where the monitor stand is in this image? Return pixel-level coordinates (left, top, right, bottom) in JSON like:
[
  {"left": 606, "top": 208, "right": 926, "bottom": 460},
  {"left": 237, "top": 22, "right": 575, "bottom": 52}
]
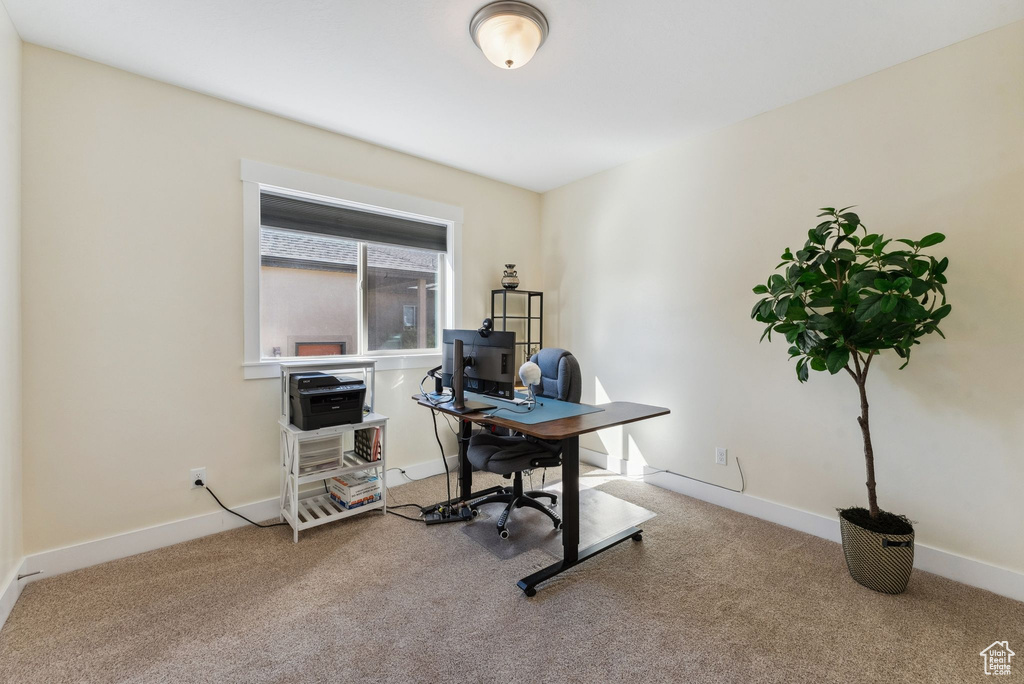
[{"left": 444, "top": 399, "right": 495, "bottom": 414}]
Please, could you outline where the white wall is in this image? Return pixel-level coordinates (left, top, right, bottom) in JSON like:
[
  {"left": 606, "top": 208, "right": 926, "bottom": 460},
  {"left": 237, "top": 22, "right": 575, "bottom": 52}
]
[
  {"left": 20, "top": 45, "right": 541, "bottom": 554},
  {"left": 541, "top": 22, "right": 1024, "bottom": 573},
  {"left": 0, "top": 0, "right": 22, "bottom": 592}
]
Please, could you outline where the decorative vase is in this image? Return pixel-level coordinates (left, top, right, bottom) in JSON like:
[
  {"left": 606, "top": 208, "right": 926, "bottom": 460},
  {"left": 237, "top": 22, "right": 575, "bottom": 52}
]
[
  {"left": 839, "top": 511, "right": 915, "bottom": 594},
  {"left": 501, "top": 264, "right": 520, "bottom": 290}
]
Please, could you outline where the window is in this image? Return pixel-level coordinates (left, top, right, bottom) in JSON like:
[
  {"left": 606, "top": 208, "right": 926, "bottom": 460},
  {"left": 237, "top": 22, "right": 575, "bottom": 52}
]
[{"left": 242, "top": 161, "right": 461, "bottom": 378}]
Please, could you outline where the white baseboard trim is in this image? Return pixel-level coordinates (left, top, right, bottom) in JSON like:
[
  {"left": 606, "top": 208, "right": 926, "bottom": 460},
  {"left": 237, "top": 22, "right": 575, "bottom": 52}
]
[
  {"left": 1, "top": 559, "right": 26, "bottom": 631},
  {"left": 383, "top": 454, "right": 459, "bottom": 486},
  {"left": 581, "top": 448, "right": 1024, "bottom": 603},
  {"left": 17, "top": 453, "right": 458, "bottom": 592}
]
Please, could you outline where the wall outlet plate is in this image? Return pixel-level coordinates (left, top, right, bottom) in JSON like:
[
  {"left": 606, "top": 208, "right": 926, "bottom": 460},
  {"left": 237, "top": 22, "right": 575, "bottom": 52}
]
[
  {"left": 190, "top": 467, "right": 207, "bottom": 489},
  {"left": 715, "top": 448, "right": 728, "bottom": 466}
]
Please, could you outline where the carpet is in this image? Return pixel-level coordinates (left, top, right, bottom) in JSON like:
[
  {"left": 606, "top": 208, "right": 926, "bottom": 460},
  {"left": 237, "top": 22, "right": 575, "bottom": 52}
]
[{"left": 1, "top": 466, "right": 1021, "bottom": 683}]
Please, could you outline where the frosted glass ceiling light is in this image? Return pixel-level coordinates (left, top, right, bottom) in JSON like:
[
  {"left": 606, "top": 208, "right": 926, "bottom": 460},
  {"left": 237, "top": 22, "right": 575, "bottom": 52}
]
[{"left": 470, "top": 1, "right": 549, "bottom": 70}]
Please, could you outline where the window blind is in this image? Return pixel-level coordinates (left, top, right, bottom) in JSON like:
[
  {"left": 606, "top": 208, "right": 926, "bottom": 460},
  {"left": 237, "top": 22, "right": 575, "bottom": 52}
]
[{"left": 260, "top": 191, "right": 448, "bottom": 252}]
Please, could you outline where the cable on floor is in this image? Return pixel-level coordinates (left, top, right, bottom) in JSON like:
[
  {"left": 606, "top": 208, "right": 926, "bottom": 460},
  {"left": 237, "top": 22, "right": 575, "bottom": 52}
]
[{"left": 387, "top": 509, "right": 424, "bottom": 522}]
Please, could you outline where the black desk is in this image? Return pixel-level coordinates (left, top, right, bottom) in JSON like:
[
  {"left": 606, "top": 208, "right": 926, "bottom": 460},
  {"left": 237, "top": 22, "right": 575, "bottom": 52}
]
[{"left": 413, "top": 395, "right": 669, "bottom": 596}]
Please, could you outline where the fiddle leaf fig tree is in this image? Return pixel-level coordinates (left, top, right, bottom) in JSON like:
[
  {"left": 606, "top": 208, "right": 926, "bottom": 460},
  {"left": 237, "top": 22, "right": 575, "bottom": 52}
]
[{"left": 751, "top": 207, "right": 951, "bottom": 520}]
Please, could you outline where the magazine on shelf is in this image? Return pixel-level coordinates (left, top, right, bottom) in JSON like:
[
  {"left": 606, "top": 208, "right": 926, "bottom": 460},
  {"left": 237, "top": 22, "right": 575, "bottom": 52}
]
[{"left": 354, "top": 426, "right": 382, "bottom": 463}]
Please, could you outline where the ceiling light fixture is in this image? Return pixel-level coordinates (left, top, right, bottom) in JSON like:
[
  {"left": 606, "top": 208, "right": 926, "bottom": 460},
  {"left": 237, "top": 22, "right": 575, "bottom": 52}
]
[{"left": 470, "top": 1, "right": 549, "bottom": 70}]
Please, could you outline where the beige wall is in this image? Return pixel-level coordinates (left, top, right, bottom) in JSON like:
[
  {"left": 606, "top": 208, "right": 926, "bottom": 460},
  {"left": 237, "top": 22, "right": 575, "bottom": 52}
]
[
  {"left": 0, "top": 1, "right": 21, "bottom": 588},
  {"left": 21, "top": 45, "right": 541, "bottom": 554},
  {"left": 541, "top": 22, "right": 1024, "bottom": 572},
  {"left": 260, "top": 266, "right": 358, "bottom": 357}
]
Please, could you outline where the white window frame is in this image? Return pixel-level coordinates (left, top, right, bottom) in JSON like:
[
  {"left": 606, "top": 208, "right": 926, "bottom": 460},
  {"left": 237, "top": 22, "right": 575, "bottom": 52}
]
[{"left": 241, "top": 160, "right": 462, "bottom": 379}]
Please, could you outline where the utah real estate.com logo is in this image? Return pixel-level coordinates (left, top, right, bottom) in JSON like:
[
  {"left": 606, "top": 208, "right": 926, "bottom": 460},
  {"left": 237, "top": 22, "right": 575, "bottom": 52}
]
[{"left": 980, "top": 641, "right": 1014, "bottom": 676}]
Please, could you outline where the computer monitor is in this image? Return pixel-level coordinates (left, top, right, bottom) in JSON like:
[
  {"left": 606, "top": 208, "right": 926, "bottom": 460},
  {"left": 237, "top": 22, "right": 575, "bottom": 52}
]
[{"left": 441, "top": 328, "right": 516, "bottom": 402}]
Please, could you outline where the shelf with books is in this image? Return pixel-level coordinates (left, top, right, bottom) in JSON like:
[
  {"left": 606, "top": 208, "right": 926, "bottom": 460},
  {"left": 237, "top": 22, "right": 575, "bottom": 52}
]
[{"left": 279, "top": 415, "right": 388, "bottom": 542}]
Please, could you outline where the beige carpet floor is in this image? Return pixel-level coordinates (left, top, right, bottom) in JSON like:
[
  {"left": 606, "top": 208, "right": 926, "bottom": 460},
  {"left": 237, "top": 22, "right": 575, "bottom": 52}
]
[{"left": 1, "top": 467, "right": 1021, "bottom": 683}]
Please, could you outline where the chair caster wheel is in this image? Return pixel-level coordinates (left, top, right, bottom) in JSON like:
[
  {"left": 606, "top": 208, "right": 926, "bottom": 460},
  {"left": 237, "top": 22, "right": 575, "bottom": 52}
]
[
  {"left": 555, "top": 521, "right": 563, "bottom": 530},
  {"left": 632, "top": 532, "right": 643, "bottom": 542},
  {"left": 523, "top": 586, "right": 536, "bottom": 597},
  {"left": 499, "top": 529, "right": 510, "bottom": 539},
  {"left": 471, "top": 508, "right": 479, "bottom": 517}
]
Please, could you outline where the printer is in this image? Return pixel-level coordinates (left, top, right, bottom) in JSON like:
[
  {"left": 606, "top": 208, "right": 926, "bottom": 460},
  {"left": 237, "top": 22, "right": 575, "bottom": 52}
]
[{"left": 289, "top": 372, "right": 366, "bottom": 430}]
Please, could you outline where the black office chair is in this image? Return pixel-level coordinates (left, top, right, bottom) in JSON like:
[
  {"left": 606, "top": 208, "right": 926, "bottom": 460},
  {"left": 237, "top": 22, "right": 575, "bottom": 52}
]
[{"left": 468, "top": 348, "right": 582, "bottom": 538}]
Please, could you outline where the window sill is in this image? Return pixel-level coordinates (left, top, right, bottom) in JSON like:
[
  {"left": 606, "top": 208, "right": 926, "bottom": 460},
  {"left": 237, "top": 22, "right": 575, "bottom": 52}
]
[{"left": 243, "top": 353, "right": 441, "bottom": 380}]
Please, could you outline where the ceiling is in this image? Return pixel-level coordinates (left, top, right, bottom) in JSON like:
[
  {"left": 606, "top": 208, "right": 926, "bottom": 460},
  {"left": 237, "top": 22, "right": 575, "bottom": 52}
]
[{"left": 5, "top": 0, "right": 1023, "bottom": 192}]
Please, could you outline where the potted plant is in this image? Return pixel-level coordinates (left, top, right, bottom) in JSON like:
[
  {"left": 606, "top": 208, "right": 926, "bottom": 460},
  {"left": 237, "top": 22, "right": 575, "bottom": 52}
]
[{"left": 751, "top": 207, "right": 951, "bottom": 594}]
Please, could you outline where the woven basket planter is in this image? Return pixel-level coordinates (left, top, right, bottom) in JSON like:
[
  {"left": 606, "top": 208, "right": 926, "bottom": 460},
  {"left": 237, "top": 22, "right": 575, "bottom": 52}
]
[{"left": 839, "top": 513, "right": 914, "bottom": 594}]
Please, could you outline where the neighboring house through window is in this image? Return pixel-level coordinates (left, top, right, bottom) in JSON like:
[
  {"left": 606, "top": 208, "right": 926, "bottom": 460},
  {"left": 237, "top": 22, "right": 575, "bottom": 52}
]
[{"left": 241, "top": 161, "right": 460, "bottom": 376}]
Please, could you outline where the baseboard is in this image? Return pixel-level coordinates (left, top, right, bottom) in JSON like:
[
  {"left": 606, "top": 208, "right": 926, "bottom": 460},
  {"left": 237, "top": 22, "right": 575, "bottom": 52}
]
[
  {"left": 588, "top": 447, "right": 1024, "bottom": 604},
  {"left": 18, "top": 453, "right": 459, "bottom": 590},
  {"left": 0, "top": 559, "right": 26, "bottom": 631},
  {"left": 384, "top": 454, "right": 460, "bottom": 486}
]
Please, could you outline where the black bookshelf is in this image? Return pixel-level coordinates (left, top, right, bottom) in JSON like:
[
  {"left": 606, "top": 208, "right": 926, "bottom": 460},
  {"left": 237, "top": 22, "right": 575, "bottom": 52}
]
[{"left": 491, "top": 289, "right": 543, "bottom": 369}]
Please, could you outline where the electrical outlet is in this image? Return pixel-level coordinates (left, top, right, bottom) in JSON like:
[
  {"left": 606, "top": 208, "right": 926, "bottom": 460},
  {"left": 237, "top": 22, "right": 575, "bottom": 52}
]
[
  {"left": 715, "top": 448, "right": 728, "bottom": 466},
  {"left": 190, "top": 467, "right": 207, "bottom": 489}
]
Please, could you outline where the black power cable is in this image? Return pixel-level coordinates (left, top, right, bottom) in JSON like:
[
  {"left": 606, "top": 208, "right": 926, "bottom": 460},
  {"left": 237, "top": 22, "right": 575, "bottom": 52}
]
[
  {"left": 200, "top": 480, "right": 288, "bottom": 528},
  {"left": 387, "top": 509, "right": 424, "bottom": 522},
  {"left": 431, "top": 409, "right": 453, "bottom": 514}
]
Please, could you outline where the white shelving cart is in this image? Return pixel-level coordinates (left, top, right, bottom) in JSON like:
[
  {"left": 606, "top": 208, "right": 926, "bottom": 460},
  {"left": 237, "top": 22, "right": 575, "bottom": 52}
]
[{"left": 279, "top": 359, "right": 387, "bottom": 542}]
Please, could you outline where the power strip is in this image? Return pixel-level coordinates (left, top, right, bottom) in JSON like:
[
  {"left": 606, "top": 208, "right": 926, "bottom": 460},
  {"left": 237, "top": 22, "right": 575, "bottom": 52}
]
[{"left": 424, "top": 507, "right": 474, "bottom": 525}]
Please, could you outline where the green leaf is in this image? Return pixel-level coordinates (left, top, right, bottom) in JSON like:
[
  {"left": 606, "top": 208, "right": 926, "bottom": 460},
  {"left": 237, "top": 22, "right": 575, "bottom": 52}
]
[
  {"left": 810, "top": 357, "right": 827, "bottom": 372},
  {"left": 893, "top": 277, "right": 912, "bottom": 293},
  {"left": 910, "top": 259, "right": 930, "bottom": 277},
  {"left": 796, "top": 358, "right": 809, "bottom": 383},
  {"left": 903, "top": 299, "right": 929, "bottom": 320},
  {"left": 896, "top": 239, "right": 917, "bottom": 247},
  {"left": 805, "top": 313, "right": 835, "bottom": 331},
  {"left": 934, "top": 256, "right": 949, "bottom": 275},
  {"left": 931, "top": 304, "right": 952, "bottom": 320},
  {"left": 775, "top": 297, "right": 791, "bottom": 319},
  {"left": 918, "top": 232, "right": 946, "bottom": 248},
  {"left": 832, "top": 249, "right": 856, "bottom": 261},
  {"left": 855, "top": 294, "right": 883, "bottom": 321},
  {"left": 873, "top": 278, "right": 891, "bottom": 292},
  {"left": 826, "top": 348, "right": 850, "bottom": 375},
  {"left": 861, "top": 234, "right": 878, "bottom": 247},
  {"left": 808, "top": 229, "right": 826, "bottom": 246},
  {"left": 752, "top": 284, "right": 769, "bottom": 294},
  {"left": 751, "top": 298, "right": 766, "bottom": 318},
  {"left": 880, "top": 294, "right": 898, "bottom": 314}
]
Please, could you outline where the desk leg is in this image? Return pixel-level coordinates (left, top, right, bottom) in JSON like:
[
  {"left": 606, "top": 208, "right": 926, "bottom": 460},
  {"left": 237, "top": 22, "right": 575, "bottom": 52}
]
[
  {"left": 516, "top": 436, "right": 643, "bottom": 596},
  {"left": 562, "top": 438, "right": 580, "bottom": 563},
  {"left": 459, "top": 418, "right": 473, "bottom": 500}
]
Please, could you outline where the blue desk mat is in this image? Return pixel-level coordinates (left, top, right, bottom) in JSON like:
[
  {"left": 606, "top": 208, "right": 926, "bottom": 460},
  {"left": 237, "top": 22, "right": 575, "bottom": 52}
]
[{"left": 466, "top": 391, "right": 603, "bottom": 424}]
